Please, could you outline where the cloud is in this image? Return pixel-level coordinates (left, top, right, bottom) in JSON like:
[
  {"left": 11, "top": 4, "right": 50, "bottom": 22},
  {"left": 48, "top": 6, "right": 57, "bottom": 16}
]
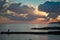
[
  {"left": 38, "top": 1, "right": 60, "bottom": 18},
  {"left": 3, "top": 2, "right": 47, "bottom": 21},
  {"left": 38, "top": 1, "right": 60, "bottom": 12},
  {"left": 0, "top": 2, "right": 51, "bottom": 24},
  {"left": 8, "top": 2, "right": 34, "bottom": 14},
  {"left": 4, "top": 12, "right": 47, "bottom": 21},
  {"left": 56, "top": 15, "right": 60, "bottom": 21},
  {"left": 33, "top": 8, "right": 48, "bottom": 17}
]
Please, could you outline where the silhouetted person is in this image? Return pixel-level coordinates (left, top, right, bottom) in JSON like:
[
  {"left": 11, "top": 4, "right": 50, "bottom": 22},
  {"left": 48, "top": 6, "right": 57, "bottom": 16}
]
[{"left": 8, "top": 29, "right": 10, "bottom": 32}]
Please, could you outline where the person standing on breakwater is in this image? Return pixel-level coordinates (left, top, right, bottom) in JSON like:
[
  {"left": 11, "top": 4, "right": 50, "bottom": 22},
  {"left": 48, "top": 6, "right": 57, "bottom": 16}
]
[{"left": 8, "top": 29, "right": 10, "bottom": 32}]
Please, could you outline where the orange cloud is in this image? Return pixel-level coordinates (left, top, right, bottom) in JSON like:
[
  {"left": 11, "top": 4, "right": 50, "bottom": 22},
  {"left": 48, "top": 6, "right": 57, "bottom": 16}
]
[
  {"left": 49, "top": 18, "right": 57, "bottom": 23},
  {"left": 0, "top": 17, "right": 27, "bottom": 24},
  {"left": 28, "top": 18, "right": 49, "bottom": 24},
  {"left": 33, "top": 7, "right": 48, "bottom": 17},
  {"left": 26, "top": 5, "right": 48, "bottom": 17},
  {"left": 56, "top": 15, "right": 60, "bottom": 21}
]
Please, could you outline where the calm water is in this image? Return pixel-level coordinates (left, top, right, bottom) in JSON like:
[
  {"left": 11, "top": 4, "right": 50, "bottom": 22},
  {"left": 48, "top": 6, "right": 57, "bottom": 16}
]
[{"left": 0, "top": 24, "right": 60, "bottom": 40}]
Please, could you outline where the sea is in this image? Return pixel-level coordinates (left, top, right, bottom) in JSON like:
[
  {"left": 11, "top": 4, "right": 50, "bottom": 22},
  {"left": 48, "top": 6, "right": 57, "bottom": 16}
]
[{"left": 0, "top": 24, "right": 60, "bottom": 40}]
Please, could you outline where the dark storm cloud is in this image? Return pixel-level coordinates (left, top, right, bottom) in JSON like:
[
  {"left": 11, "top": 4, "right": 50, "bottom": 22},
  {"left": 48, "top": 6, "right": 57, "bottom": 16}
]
[
  {"left": 0, "top": 1, "right": 6, "bottom": 12},
  {"left": 38, "top": 1, "right": 60, "bottom": 18},
  {"left": 38, "top": 1, "right": 60, "bottom": 12},
  {"left": 8, "top": 3, "right": 35, "bottom": 14}
]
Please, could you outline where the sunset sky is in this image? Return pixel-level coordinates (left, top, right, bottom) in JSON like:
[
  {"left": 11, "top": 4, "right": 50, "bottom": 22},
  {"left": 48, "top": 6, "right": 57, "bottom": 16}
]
[
  {"left": 10, "top": 0, "right": 60, "bottom": 6},
  {"left": 0, "top": 0, "right": 60, "bottom": 24}
]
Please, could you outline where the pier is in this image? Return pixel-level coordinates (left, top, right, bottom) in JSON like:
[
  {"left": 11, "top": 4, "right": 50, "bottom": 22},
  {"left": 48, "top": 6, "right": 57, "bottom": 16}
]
[{"left": 0, "top": 31, "right": 60, "bottom": 35}]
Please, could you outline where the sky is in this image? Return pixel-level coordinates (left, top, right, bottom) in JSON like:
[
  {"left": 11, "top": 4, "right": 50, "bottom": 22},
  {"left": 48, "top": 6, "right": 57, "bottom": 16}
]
[
  {"left": 0, "top": 0, "right": 60, "bottom": 24},
  {"left": 9, "top": 0, "right": 60, "bottom": 7}
]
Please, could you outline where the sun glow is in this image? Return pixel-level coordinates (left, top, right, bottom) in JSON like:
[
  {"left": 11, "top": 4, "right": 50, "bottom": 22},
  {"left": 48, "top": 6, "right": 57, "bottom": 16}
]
[
  {"left": 33, "top": 7, "right": 48, "bottom": 17},
  {"left": 57, "top": 15, "right": 60, "bottom": 21}
]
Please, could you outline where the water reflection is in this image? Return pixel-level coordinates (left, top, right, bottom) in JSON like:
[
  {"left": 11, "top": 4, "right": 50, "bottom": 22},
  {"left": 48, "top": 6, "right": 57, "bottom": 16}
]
[
  {"left": 48, "top": 35, "right": 60, "bottom": 40},
  {"left": 0, "top": 34, "right": 48, "bottom": 40}
]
